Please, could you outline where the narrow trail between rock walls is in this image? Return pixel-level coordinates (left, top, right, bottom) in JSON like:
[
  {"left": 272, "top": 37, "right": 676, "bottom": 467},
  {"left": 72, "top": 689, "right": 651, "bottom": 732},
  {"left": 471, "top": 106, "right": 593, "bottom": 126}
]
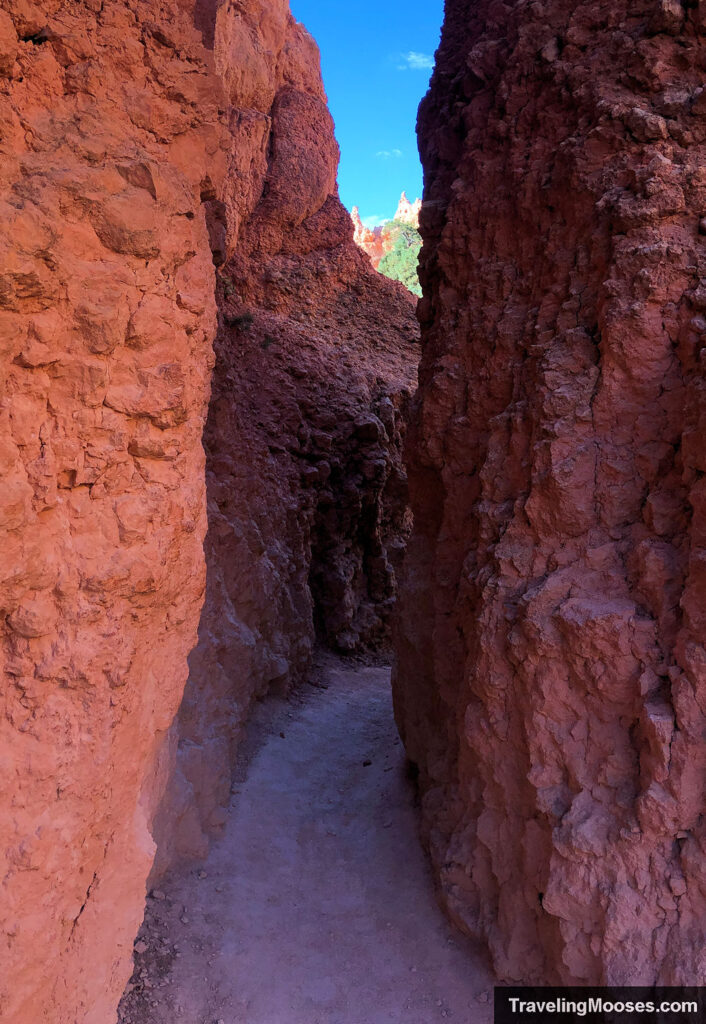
[{"left": 118, "top": 655, "right": 495, "bottom": 1024}]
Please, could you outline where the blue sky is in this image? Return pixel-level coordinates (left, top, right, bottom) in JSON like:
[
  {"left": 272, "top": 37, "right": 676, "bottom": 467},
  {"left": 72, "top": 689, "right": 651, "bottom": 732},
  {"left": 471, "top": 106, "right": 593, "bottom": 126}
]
[{"left": 289, "top": 0, "right": 444, "bottom": 226}]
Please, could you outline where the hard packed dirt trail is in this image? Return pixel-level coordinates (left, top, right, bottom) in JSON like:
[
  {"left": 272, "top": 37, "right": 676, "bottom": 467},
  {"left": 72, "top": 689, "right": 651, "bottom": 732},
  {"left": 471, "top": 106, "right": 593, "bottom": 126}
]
[{"left": 118, "top": 655, "right": 494, "bottom": 1024}]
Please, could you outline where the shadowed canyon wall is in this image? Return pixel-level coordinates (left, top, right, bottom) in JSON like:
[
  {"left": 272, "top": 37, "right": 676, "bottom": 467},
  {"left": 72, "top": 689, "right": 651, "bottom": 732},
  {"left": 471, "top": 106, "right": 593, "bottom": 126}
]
[
  {"left": 394, "top": 0, "right": 706, "bottom": 986},
  {"left": 0, "top": 0, "right": 417, "bottom": 1021},
  {"left": 150, "top": 0, "right": 418, "bottom": 873}
]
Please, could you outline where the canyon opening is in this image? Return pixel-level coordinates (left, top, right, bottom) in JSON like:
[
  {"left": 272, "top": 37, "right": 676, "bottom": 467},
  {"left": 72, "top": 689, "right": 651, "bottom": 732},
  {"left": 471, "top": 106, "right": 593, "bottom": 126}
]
[{"left": 2, "top": 0, "right": 706, "bottom": 1022}]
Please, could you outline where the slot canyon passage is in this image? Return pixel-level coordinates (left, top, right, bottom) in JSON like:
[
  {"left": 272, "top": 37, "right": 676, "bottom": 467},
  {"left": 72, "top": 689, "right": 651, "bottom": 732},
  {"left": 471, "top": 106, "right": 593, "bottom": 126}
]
[{"left": 3, "top": 0, "right": 706, "bottom": 1021}]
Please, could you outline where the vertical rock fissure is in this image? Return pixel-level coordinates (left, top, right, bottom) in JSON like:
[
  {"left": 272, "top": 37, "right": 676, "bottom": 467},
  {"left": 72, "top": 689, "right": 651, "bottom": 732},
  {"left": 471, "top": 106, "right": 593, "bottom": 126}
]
[{"left": 148, "top": 0, "right": 420, "bottom": 884}]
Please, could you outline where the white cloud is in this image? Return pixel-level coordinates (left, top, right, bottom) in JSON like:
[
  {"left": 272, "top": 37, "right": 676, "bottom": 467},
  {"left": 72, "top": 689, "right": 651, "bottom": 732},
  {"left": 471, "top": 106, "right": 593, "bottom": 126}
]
[
  {"left": 362, "top": 215, "right": 387, "bottom": 229},
  {"left": 397, "top": 51, "right": 434, "bottom": 71},
  {"left": 375, "top": 148, "right": 403, "bottom": 160}
]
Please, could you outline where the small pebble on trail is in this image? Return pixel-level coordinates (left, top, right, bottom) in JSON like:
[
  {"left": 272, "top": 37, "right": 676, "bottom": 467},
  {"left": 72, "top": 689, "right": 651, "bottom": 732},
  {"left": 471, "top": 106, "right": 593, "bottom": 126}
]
[{"left": 363, "top": 759, "right": 372, "bottom": 766}]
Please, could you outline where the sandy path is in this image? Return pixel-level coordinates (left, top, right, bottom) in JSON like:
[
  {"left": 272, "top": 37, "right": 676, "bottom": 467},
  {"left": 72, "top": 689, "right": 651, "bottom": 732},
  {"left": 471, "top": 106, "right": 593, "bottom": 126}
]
[{"left": 118, "top": 656, "right": 494, "bottom": 1024}]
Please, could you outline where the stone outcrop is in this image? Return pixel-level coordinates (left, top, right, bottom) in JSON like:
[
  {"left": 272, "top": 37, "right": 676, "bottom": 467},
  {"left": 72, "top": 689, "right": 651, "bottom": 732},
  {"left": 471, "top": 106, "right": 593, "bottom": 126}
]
[
  {"left": 352, "top": 206, "right": 387, "bottom": 268},
  {"left": 394, "top": 0, "right": 706, "bottom": 986},
  {"left": 1, "top": 0, "right": 417, "bottom": 1021},
  {"left": 150, "top": 0, "right": 418, "bottom": 876},
  {"left": 0, "top": 1, "right": 226, "bottom": 1021},
  {"left": 352, "top": 192, "right": 422, "bottom": 269},
  {"left": 394, "top": 190, "right": 422, "bottom": 227}
]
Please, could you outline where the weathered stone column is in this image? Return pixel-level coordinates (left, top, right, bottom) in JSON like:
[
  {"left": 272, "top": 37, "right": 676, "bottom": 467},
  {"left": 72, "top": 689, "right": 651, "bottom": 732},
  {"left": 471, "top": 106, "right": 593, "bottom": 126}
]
[
  {"left": 394, "top": 0, "right": 706, "bottom": 984},
  {"left": 0, "top": 2, "right": 225, "bottom": 1019}
]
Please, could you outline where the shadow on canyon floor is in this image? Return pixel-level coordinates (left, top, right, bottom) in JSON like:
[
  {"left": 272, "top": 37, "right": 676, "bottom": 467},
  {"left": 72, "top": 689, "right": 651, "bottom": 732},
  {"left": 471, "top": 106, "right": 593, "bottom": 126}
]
[{"left": 118, "top": 652, "right": 494, "bottom": 1024}]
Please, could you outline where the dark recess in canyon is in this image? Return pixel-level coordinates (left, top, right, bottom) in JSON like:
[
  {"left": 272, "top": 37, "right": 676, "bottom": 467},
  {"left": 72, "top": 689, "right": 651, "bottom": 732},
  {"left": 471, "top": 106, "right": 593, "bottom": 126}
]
[{"left": 149, "top": 0, "right": 419, "bottom": 882}]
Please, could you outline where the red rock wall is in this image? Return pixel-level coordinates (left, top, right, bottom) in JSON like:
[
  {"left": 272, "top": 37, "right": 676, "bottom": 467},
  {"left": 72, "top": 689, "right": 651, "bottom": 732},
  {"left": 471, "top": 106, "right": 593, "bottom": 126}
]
[
  {"left": 0, "top": 1, "right": 226, "bottom": 1020},
  {"left": 394, "top": 0, "right": 706, "bottom": 985},
  {"left": 352, "top": 207, "right": 387, "bottom": 269},
  {"left": 0, "top": 0, "right": 417, "bottom": 1017},
  {"left": 150, "top": 0, "right": 419, "bottom": 873}
]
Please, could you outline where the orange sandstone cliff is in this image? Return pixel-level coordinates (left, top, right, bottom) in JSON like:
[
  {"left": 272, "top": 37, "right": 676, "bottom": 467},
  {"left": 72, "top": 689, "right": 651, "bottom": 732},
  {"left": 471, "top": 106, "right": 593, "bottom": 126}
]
[
  {"left": 352, "top": 206, "right": 387, "bottom": 268},
  {"left": 0, "top": 2, "right": 225, "bottom": 1020},
  {"left": 352, "top": 191, "right": 422, "bottom": 269},
  {"left": 394, "top": 190, "right": 422, "bottom": 226},
  {"left": 0, "top": 1, "right": 417, "bottom": 1021},
  {"left": 394, "top": 0, "right": 706, "bottom": 986}
]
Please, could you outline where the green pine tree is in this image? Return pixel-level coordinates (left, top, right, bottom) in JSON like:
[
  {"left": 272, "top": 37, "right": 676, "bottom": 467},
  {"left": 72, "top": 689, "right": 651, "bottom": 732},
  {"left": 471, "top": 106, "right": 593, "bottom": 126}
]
[{"left": 377, "top": 219, "right": 422, "bottom": 297}]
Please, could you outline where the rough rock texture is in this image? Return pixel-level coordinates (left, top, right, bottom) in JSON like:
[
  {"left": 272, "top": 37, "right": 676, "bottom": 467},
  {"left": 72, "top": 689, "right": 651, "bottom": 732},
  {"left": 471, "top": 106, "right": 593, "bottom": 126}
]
[
  {"left": 0, "top": 1, "right": 227, "bottom": 1021},
  {"left": 151, "top": 1, "right": 418, "bottom": 874},
  {"left": 2, "top": 1, "right": 418, "bottom": 1018},
  {"left": 394, "top": 0, "right": 706, "bottom": 986},
  {"left": 394, "top": 190, "right": 423, "bottom": 226},
  {"left": 352, "top": 192, "right": 422, "bottom": 268},
  {"left": 352, "top": 205, "right": 387, "bottom": 268}
]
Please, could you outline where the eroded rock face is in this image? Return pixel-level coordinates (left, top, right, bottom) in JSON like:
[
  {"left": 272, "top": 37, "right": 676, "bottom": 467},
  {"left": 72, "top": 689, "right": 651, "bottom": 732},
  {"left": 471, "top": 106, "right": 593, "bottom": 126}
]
[
  {"left": 0, "top": 1, "right": 226, "bottom": 1020},
  {"left": 151, "top": 0, "right": 418, "bottom": 873},
  {"left": 395, "top": 0, "right": 706, "bottom": 986},
  {"left": 2, "top": 0, "right": 417, "bottom": 1016},
  {"left": 352, "top": 206, "right": 387, "bottom": 268},
  {"left": 352, "top": 192, "right": 422, "bottom": 269},
  {"left": 394, "top": 191, "right": 422, "bottom": 227}
]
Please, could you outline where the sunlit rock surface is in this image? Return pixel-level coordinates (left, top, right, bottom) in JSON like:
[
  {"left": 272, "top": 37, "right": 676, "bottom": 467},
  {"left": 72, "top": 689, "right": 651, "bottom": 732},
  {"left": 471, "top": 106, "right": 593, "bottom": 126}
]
[
  {"left": 0, "top": 1, "right": 418, "bottom": 1021},
  {"left": 0, "top": 1, "right": 225, "bottom": 1019},
  {"left": 352, "top": 191, "right": 422, "bottom": 269}
]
